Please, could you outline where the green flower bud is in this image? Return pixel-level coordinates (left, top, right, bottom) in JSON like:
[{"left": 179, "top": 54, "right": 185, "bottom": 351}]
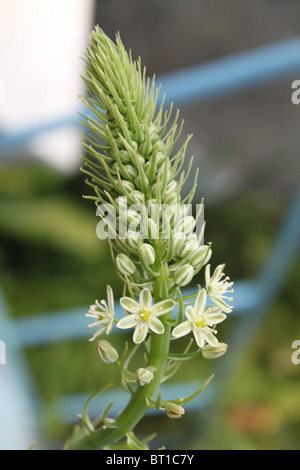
[
  {"left": 147, "top": 218, "right": 159, "bottom": 240},
  {"left": 179, "top": 234, "right": 199, "bottom": 259},
  {"left": 175, "top": 216, "right": 195, "bottom": 237},
  {"left": 97, "top": 340, "right": 119, "bottom": 364},
  {"left": 201, "top": 342, "right": 228, "bottom": 359},
  {"left": 137, "top": 154, "right": 145, "bottom": 166},
  {"left": 190, "top": 245, "right": 212, "bottom": 267},
  {"left": 127, "top": 208, "right": 142, "bottom": 226},
  {"left": 164, "top": 180, "right": 177, "bottom": 197},
  {"left": 165, "top": 402, "right": 185, "bottom": 419},
  {"left": 131, "top": 190, "right": 144, "bottom": 204},
  {"left": 122, "top": 180, "right": 136, "bottom": 193},
  {"left": 124, "top": 164, "right": 138, "bottom": 179},
  {"left": 127, "top": 231, "right": 139, "bottom": 250},
  {"left": 136, "top": 367, "right": 155, "bottom": 386},
  {"left": 139, "top": 243, "right": 156, "bottom": 265},
  {"left": 116, "top": 254, "right": 136, "bottom": 276},
  {"left": 174, "top": 233, "right": 186, "bottom": 256},
  {"left": 163, "top": 192, "right": 179, "bottom": 205},
  {"left": 173, "top": 264, "right": 194, "bottom": 286},
  {"left": 119, "top": 150, "right": 131, "bottom": 163}
]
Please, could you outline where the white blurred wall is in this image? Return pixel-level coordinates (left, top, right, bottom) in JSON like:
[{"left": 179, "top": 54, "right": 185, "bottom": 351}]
[{"left": 0, "top": 0, "right": 95, "bottom": 172}]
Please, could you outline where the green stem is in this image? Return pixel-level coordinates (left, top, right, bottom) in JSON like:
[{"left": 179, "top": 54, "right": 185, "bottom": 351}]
[{"left": 67, "top": 263, "right": 171, "bottom": 450}]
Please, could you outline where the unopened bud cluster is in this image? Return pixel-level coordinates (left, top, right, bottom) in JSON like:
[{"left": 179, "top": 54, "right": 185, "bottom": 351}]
[{"left": 81, "top": 27, "right": 213, "bottom": 293}]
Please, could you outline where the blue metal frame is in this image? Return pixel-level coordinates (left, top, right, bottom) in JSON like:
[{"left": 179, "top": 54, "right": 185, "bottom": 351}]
[{"left": 1, "top": 37, "right": 300, "bottom": 449}]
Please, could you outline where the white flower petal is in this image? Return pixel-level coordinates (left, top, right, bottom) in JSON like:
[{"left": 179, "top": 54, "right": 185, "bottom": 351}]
[
  {"left": 211, "top": 297, "right": 233, "bottom": 314},
  {"left": 105, "top": 320, "right": 114, "bottom": 335},
  {"left": 172, "top": 320, "right": 193, "bottom": 338},
  {"left": 210, "top": 264, "right": 225, "bottom": 284},
  {"left": 205, "top": 311, "right": 227, "bottom": 325},
  {"left": 149, "top": 316, "right": 165, "bottom": 335},
  {"left": 151, "top": 299, "right": 175, "bottom": 316},
  {"left": 185, "top": 305, "right": 196, "bottom": 323},
  {"left": 88, "top": 325, "right": 107, "bottom": 342},
  {"left": 194, "top": 289, "right": 207, "bottom": 316},
  {"left": 106, "top": 285, "right": 114, "bottom": 312},
  {"left": 139, "top": 288, "right": 152, "bottom": 309},
  {"left": 205, "top": 264, "right": 211, "bottom": 286},
  {"left": 193, "top": 329, "right": 205, "bottom": 348},
  {"left": 117, "top": 315, "right": 138, "bottom": 330},
  {"left": 120, "top": 297, "right": 140, "bottom": 314},
  {"left": 133, "top": 323, "right": 148, "bottom": 344},
  {"left": 201, "top": 329, "right": 219, "bottom": 347}
]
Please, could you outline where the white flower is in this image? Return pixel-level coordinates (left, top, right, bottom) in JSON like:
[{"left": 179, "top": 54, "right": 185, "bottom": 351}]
[
  {"left": 86, "top": 285, "right": 115, "bottom": 341},
  {"left": 117, "top": 288, "right": 175, "bottom": 344},
  {"left": 172, "top": 288, "right": 227, "bottom": 348},
  {"left": 205, "top": 264, "right": 234, "bottom": 313}
]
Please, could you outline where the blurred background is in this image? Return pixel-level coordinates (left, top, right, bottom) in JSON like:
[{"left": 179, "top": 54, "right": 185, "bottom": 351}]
[{"left": 0, "top": 0, "right": 300, "bottom": 450}]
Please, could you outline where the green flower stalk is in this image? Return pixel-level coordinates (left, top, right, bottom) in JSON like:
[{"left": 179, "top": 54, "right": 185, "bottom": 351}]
[{"left": 65, "top": 27, "right": 233, "bottom": 450}]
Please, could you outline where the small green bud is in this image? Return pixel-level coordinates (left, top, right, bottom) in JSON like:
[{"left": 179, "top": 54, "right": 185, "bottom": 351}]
[
  {"left": 181, "top": 216, "right": 196, "bottom": 235},
  {"left": 131, "top": 190, "right": 144, "bottom": 204},
  {"left": 139, "top": 243, "right": 156, "bottom": 265},
  {"left": 163, "top": 192, "right": 178, "bottom": 205},
  {"left": 97, "top": 340, "right": 119, "bottom": 364},
  {"left": 124, "top": 164, "right": 138, "bottom": 179},
  {"left": 137, "top": 154, "right": 145, "bottom": 166},
  {"left": 164, "top": 180, "right": 177, "bottom": 197},
  {"left": 122, "top": 180, "right": 136, "bottom": 193},
  {"left": 127, "top": 208, "right": 141, "bottom": 226},
  {"left": 116, "top": 254, "right": 136, "bottom": 276},
  {"left": 174, "top": 233, "right": 186, "bottom": 256},
  {"left": 136, "top": 367, "right": 155, "bottom": 386},
  {"left": 147, "top": 218, "right": 159, "bottom": 240},
  {"left": 127, "top": 231, "right": 139, "bottom": 250},
  {"left": 201, "top": 342, "right": 228, "bottom": 359},
  {"left": 165, "top": 402, "right": 185, "bottom": 419},
  {"left": 119, "top": 150, "right": 131, "bottom": 163},
  {"left": 190, "top": 245, "right": 212, "bottom": 267},
  {"left": 173, "top": 264, "right": 194, "bottom": 286},
  {"left": 179, "top": 234, "right": 199, "bottom": 259}
]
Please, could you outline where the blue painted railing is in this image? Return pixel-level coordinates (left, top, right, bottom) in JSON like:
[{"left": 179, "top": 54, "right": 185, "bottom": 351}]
[{"left": 1, "top": 37, "right": 300, "bottom": 449}]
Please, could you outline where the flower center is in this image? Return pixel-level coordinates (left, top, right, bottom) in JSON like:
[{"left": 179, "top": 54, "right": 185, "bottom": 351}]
[
  {"left": 195, "top": 317, "right": 206, "bottom": 329},
  {"left": 139, "top": 309, "right": 152, "bottom": 322}
]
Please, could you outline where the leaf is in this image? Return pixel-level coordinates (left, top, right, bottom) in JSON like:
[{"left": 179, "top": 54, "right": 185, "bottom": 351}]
[
  {"left": 161, "top": 375, "right": 214, "bottom": 407},
  {"left": 81, "top": 383, "right": 114, "bottom": 432}
]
